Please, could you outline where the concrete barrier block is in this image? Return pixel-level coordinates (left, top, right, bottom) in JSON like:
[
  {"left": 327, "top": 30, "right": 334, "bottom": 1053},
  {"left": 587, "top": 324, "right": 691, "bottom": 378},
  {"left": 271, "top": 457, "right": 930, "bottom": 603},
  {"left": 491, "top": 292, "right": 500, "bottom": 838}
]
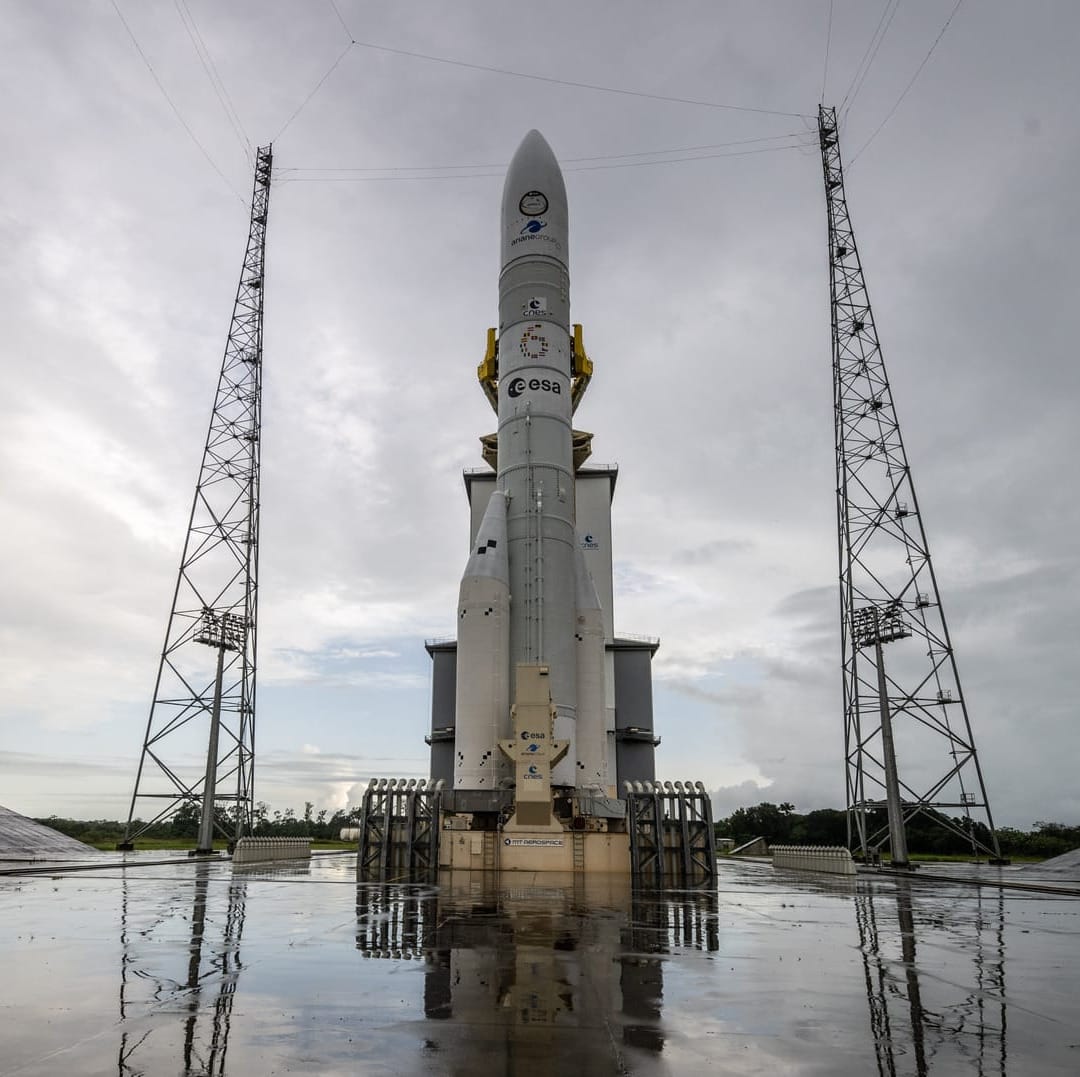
[
  {"left": 233, "top": 837, "right": 313, "bottom": 865},
  {"left": 771, "top": 844, "right": 855, "bottom": 876}
]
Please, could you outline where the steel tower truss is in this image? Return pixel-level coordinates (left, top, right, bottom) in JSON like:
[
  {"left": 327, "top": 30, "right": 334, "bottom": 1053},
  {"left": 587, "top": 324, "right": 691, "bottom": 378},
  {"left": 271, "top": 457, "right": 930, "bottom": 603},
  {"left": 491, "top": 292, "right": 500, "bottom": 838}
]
[
  {"left": 122, "top": 146, "right": 272, "bottom": 847},
  {"left": 818, "top": 108, "right": 1000, "bottom": 861}
]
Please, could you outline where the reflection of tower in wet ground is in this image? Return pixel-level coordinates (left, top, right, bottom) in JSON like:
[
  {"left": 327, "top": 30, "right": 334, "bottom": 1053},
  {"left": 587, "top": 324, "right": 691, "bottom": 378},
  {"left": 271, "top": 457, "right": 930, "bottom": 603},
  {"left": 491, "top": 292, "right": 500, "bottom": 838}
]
[
  {"left": 621, "top": 887, "right": 720, "bottom": 1051},
  {"left": 118, "top": 864, "right": 247, "bottom": 1076},
  {"left": 354, "top": 882, "right": 439, "bottom": 959},
  {"left": 354, "top": 882, "right": 449, "bottom": 1016},
  {"left": 856, "top": 878, "right": 1006, "bottom": 1076}
]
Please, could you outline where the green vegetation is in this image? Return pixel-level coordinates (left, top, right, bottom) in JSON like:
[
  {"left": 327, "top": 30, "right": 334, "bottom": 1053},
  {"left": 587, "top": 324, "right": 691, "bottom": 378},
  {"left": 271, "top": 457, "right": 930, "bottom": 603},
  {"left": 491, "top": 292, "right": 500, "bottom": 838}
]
[
  {"left": 715, "top": 802, "right": 1079, "bottom": 859},
  {"left": 34, "top": 801, "right": 1079, "bottom": 861},
  {"left": 34, "top": 800, "right": 361, "bottom": 851}
]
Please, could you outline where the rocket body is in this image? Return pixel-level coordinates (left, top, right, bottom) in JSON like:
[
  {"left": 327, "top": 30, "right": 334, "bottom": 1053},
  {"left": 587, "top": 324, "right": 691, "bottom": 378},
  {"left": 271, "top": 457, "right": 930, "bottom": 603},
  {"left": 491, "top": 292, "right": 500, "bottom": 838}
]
[
  {"left": 497, "top": 131, "right": 578, "bottom": 785},
  {"left": 455, "top": 130, "right": 599, "bottom": 793}
]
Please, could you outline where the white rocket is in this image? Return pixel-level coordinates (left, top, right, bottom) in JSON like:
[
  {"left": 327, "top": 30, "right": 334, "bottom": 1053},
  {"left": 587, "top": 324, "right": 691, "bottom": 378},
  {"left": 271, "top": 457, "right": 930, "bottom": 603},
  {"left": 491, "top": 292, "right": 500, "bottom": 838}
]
[{"left": 453, "top": 130, "right": 609, "bottom": 796}]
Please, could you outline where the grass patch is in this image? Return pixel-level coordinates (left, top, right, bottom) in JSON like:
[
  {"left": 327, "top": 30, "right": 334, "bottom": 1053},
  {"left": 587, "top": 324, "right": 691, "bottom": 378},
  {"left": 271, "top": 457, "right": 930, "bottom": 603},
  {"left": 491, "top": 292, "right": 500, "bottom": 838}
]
[
  {"left": 91, "top": 838, "right": 225, "bottom": 852},
  {"left": 91, "top": 838, "right": 357, "bottom": 853},
  {"left": 905, "top": 852, "right": 1042, "bottom": 864}
]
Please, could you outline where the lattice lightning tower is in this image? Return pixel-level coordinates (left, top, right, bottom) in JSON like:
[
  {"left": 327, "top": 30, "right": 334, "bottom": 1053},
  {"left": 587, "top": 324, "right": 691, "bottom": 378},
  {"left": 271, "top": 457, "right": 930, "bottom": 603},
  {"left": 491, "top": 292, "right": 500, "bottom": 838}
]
[
  {"left": 818, "top": 108, "right": 1001, "bottom": 862},
  {"left": 121, "top": 146, "right": 272, "bottom": 850}
]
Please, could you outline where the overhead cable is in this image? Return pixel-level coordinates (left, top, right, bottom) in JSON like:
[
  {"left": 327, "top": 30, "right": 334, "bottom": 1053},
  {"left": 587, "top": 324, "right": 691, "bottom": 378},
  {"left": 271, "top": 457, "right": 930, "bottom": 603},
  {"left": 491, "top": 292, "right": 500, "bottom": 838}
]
[
  {"left": 849, "top": 0, "right": 967, "bottom": 166},
  {"left": 110, "top": 0, "right": 247, "bottom": 207},
  {"left": 276, "top": 142, "right": 808, "bottom": 184},
  {"left": 348, "top": 38, "right": 810, "bottom": 119},
  {"left": 277, "top": 132, "right": 814, "bottom": 176},
  {"left": 327, "top": 0, "right": 355, "bottom": 41},
  {"left": 173, "top": 0, "right": 253, "bottom": 165},
  {"left": 273, "top": 41, "right": 355, "bottom": 143},
  {"left": 821, "top": 0, "right": 834, "bottom": 103},
  {"left": 839, "top": 0, "right": 902, "bottom": 117}
]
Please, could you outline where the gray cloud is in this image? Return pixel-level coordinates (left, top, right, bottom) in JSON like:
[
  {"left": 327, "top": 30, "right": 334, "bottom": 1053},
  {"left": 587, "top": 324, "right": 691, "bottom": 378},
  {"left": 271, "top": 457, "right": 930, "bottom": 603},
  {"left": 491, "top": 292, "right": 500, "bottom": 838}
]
[{"left": 1, "top": 2, "right": 1078, "bottom": 829}]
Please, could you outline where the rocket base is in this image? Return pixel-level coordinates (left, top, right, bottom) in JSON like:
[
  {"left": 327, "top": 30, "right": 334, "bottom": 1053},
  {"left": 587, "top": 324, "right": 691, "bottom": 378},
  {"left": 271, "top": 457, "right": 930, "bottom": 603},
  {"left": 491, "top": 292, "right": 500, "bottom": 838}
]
[
  {"left": 439, "top": 819, "right": 630, "bottom": 873},
  {"left": 355, "top": 776, "right": 715, "bottom": 883}
]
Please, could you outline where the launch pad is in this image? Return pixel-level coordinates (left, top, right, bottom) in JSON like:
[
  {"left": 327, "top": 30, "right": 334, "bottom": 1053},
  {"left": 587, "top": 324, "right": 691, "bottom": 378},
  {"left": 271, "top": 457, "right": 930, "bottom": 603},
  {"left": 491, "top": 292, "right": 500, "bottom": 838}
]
[
  {"left": 8, "top": 852, "right": 1075, "bottom": 1075},
  {"left": 358, "top": 774, "right": 714, "bottom": 881}
]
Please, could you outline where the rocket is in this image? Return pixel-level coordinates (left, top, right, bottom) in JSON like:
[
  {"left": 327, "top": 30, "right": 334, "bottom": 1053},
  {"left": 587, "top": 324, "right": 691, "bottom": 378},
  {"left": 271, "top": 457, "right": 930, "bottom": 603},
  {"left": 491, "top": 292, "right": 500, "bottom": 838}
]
[{"left": 453, "top": 130, "right": 609, "bottom": 796}]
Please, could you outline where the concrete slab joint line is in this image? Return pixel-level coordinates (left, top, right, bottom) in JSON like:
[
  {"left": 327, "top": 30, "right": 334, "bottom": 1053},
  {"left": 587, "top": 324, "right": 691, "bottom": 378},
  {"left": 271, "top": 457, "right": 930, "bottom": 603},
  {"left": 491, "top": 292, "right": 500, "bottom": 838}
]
[{"left": 772, "top": 844, "right": 856, "bottom": 876}]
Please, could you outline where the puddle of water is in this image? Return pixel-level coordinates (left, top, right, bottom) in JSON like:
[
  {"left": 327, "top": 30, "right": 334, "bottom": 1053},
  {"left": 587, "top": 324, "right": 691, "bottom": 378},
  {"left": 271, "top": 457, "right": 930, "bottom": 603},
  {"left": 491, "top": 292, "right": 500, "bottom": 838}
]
[{"left": 0, "top": 856, "right": 1077, "bottom": 1075}]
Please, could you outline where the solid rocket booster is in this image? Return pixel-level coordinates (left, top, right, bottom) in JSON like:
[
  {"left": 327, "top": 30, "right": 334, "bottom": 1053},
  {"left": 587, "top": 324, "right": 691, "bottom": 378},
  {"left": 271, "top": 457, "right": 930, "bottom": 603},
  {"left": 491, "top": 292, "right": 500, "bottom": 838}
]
[
  {"left": 574, "top": 543, "right": 609, "bottom": 790},
  {"left": 497, "top": 130, "right": 578, "bottom": 786},
  {"left": 453, "top": 491, "right": 511, "bottom": 790}
]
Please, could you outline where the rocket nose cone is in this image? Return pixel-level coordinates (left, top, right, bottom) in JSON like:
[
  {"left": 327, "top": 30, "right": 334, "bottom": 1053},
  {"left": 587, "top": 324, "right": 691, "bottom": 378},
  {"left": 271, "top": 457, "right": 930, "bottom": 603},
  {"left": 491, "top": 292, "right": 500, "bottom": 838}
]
[
  {"left": 502, "top": 128, "right": 567, "bottom": 225},
  {"left": 514, "top": 129, "right": 555, "bottom": 164}
]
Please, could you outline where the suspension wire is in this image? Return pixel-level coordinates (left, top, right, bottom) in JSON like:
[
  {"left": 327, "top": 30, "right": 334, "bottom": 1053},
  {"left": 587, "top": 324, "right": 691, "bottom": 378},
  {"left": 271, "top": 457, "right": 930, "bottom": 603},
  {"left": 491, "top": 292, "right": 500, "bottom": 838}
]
[
  {"left": 174, "top": 0, "right": 254, "bottom": 164},
  {"left": 568, "top": 131, "right": 815, "bottom": 162},
  {"left": 276, "top": 131, "right": 814, "bottom": 176},
  {"left": 839, "top": 0, "right": 902, "bottom": 117},
  {"left": 821, "top": 0, "right": 834, "bottom": 103},
  {"left": 849, "top": 0, "right": 966, "bottom": 166},
  {"left": 272, "top": 40, "right": 355, "bottom": 143},
  {"left": 110, "top": 0, "right": 248, "bottom": 208},
  {"left": 566, "top": 142, "right": 809, "bottom": 171},
  {"left": 327, "top": 0, "right": 355, "bottom": 41},
  {"left": 347, "top": 38, "right": 810, "bottom": 119},
  {"left": 275, "top": 141, "right": 810, "bottom": 184},
  {"left": 283, "top": 2, "right": 811, "bottom": 156}
]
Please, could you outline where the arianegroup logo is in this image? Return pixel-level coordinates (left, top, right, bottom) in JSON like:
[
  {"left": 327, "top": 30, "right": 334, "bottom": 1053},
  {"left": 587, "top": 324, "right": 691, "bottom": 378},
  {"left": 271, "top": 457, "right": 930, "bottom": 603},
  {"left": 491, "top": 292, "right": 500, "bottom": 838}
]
[
  {"left": 519, "top": 219, "right": 547, "bottom": 235},
  {"left": 519, "top": 324, "right": 549, "bottom": 360}
]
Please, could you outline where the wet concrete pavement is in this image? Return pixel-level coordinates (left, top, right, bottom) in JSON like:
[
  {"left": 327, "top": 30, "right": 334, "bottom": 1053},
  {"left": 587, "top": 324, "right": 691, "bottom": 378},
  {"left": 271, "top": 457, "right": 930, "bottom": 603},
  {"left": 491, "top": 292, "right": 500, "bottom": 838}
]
[{"left": 1, "top": 854, "right": 1077, "bottom": 1075}]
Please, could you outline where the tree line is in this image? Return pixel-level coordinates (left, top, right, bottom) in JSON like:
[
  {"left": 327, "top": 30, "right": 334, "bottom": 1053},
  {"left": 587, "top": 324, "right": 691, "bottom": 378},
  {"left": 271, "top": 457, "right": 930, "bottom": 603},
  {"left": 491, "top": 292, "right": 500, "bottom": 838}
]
[
  {"left": 34, "top": 800, "right": 1080, "bottom": 858},
  {"left": 35, "top": 800, "right": 360, "bottom": 845},
  {"left": 715, "top": 801, "right": 1080, "bottom": 858}
]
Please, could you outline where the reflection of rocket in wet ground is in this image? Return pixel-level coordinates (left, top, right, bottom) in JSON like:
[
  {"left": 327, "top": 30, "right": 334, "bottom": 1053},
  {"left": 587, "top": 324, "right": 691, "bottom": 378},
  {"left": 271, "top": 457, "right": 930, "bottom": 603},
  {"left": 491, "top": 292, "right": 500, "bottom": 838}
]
[{"left": 353, "top": 876, "right": 719, "bottom": 1072}]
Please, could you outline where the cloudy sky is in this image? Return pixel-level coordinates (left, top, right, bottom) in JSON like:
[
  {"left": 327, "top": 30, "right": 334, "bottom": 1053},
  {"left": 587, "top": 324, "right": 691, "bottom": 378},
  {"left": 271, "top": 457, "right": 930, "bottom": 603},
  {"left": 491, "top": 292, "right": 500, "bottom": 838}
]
[{"left": 1, "top": 1, "right": 1077, "bottom": 830}]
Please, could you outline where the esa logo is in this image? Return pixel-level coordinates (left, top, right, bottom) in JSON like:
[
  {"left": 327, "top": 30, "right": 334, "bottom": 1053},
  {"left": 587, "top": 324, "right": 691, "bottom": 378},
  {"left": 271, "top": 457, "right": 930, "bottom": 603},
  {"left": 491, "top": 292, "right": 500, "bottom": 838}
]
[
  {"left": 521, "top": 731, "right": 546, "bottom": 741},
  {"left": 508, "top": 377, "right": 563, "bottom": 398}
]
